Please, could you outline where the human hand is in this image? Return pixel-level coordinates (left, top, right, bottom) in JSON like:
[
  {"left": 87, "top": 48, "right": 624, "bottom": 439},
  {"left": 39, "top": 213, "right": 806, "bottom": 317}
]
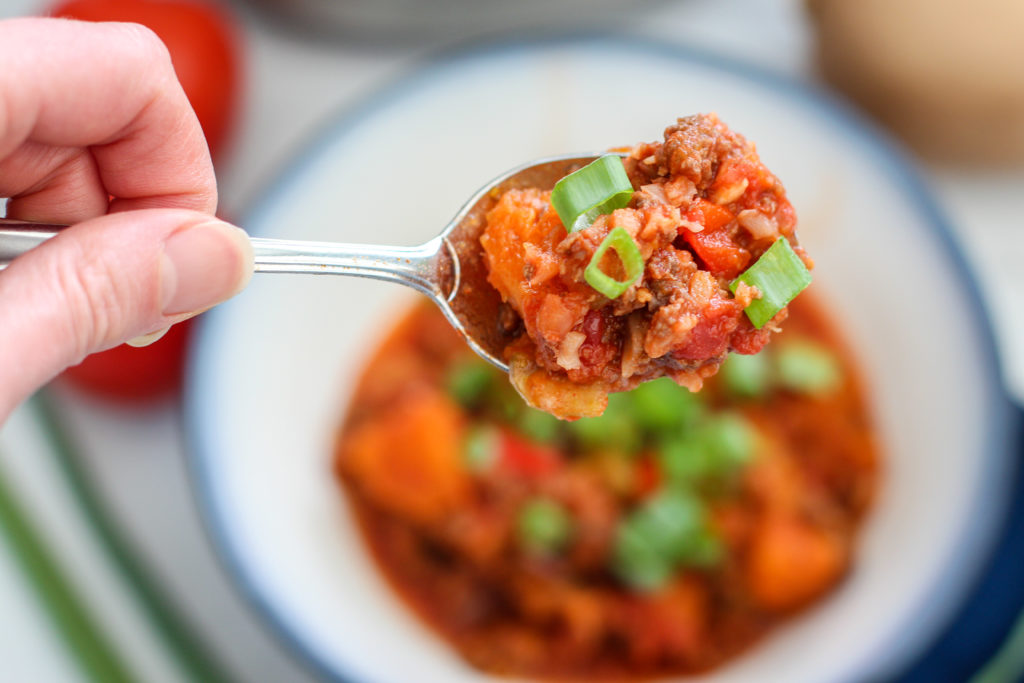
[{"left": 0, "top": 18, "right": 253, "bottom": 423}]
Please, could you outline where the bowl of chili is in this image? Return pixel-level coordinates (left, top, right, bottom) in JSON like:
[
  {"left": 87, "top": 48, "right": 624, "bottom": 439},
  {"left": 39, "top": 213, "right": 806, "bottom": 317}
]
[{"left": 187, "top": 37, "right": 1019, "bottom": 683}]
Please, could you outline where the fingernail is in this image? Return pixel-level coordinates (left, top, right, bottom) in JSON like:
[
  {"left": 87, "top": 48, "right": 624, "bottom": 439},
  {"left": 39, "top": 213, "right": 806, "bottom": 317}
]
[
  {"left": 161, "top": 220, "right": 253, "bottom": 316},
  {"left": 126, "top": 327, "right": 171, "bottom": 348}
]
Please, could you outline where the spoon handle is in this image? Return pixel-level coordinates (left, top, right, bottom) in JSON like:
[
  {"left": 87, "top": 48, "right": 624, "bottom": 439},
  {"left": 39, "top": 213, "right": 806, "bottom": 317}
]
[
  {"left": 250, "top": 235, "right": 453, "bottom": 300},
  {"left": 0, "top": 219, "right": 60, "bottom": 267},
  {"left": 0, "top": 218, "right": 456, "bottom": 301}
]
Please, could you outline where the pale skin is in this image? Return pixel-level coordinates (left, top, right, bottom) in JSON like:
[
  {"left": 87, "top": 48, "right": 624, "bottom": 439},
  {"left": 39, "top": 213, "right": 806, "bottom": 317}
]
[{"left": 0, "top": 18, "right": 254, "bottom": 423}]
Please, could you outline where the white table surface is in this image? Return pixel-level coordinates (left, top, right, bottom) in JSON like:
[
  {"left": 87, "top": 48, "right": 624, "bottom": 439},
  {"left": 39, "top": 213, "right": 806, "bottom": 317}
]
[{"left": 1, "top": 1, "right": 1021, "bottom": 682}]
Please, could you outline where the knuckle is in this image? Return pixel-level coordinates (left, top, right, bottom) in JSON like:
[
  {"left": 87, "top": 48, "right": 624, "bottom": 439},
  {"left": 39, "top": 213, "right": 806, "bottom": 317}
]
[
  {"left": 107, "top": 22, "right": 178, "bottom": 93},
  {"left": 116, "top": 22, "right": 173, "bottom": 70}
]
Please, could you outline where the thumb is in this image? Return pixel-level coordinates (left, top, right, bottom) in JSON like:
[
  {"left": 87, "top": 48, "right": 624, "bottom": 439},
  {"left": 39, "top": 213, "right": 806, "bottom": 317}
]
[{"left": 0, "top": 208, "right": 253, "bottom": 419}]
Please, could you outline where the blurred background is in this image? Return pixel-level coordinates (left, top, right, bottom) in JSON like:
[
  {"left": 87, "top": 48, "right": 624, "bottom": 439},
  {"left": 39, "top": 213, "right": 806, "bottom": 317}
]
[{"left": 0, "top": 0, "right": 1022, "bottom": 681}]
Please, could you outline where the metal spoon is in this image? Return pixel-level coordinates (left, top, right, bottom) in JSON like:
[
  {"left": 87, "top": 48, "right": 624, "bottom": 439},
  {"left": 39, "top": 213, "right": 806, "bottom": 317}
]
[{"left": 0, "top": 153, "right": 602, "bottom": 372}]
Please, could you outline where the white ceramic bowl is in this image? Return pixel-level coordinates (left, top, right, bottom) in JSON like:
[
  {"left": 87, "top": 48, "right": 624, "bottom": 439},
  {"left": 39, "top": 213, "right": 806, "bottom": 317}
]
[{"left": 186, "top": 39, "right": 1016, "bottom": 683}]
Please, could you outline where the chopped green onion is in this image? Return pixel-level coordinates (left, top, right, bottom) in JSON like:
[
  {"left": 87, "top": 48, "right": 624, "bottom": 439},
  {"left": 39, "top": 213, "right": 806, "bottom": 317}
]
[
  {"left": 612, "top": 521, "right": 675, "bottom": 590},
  {"left": 730, "top": 237, "right": 812, "bottom": 329},
  {"left": 446, "top": 358, "right": 493, "bottom": 407},
  {"left": 685, "top": 528, "right": 725, "bottom": 568},
  {"left": 463, "top": 424, "right": 499, "bottom": 471},
  {"left": 776, "top": 341, "right": 842, "bottom": 396},
  {"left": 659, "top": 437, "right": 700, "bottom": 484},
  {"left": 516, "top": 408, "right": 561, "bottom": 444},
  {"left": 517, "top": 498, "right": 573, "bottom": 555},
  {"left": 551, "top": 155, "right": 634, "bottom": 233},
  {"left": 628, "top": 377, "right": 703, "bottom": 436},
  {"left": 584, "top": 227, "right": 645, "bottom": 299},
  {"left": 658, "top": 414, "right": 756, "bottom": 485},
  {"left": 720, "top": 352, "right": 771, "bottom": 399},
  {"left": 612, "top": 489, "right": 720, "bottom": 590},
  {"left": 638, "top": 490, "right": 704, "bottom": 563},
  {"left": 701, "top": 414, "right": 756, "bottom": 470}
]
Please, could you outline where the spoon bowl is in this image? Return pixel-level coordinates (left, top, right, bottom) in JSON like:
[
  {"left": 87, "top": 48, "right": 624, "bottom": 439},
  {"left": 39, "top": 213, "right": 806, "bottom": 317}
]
[{"left": 436, "top": 153, "right": 602, "bottom": 371}]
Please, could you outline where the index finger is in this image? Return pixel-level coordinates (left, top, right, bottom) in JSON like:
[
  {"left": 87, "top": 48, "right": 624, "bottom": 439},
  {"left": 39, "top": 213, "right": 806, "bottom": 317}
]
[{"left": 0, "top": 17, "right": 216, "bottom": 218}]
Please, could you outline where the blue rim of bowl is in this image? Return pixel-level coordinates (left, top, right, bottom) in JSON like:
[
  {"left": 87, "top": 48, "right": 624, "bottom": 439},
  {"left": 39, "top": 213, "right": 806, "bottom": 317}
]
[{"left": 185, "top": 34, "right": 1018, "bottom": 683}]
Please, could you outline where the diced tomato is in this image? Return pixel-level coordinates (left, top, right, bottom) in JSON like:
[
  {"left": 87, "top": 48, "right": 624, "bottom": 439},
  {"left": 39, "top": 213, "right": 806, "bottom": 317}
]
[
  {"left": 634, "top": 455, "right": 662, "bottom": 498},
  {"left": 710, "top": 160, "right": 764, "bottom": 204},
  {"left": 671, "top": 296, "right": 742, "bottom": 361},
  {"left": 499, "top": 429, "right": 562, "bottom": 478},
  {"left": 682, "top": 228, "right": 751, "bottom": 279},
  {"left": 730, "top": 317, "right": 776, "bottom": 355},
  {"left": 681, "top": 199, "right": 749, "bottom": 278},
  {"left": 775, "top": 200, "right": 797, "bottom": 234},
  {"left": 687, "top": 198, "right": 734, "bottom": 232}
]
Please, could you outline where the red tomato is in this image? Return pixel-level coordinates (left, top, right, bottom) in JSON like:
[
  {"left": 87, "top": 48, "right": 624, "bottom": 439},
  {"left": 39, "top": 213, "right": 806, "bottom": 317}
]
[
  {"left": 688, "top": 198, "right": 734, "bottom": 232},
  {"left": 48, "top": 0, "right": 241, "bottom": 161},
  {"left": 670, "top": 295, "right": 742, "bottom": 361},
  {"left": 498, "top": 430, "right": 562, "bottom": 479},
  {"left": 47, "top": 0, "right": 241, "bottom": 401},
  {"left": 683, "top": 229, "right": 751, "bottom": 279},
  {"left": 680, "top": 199, "right": 750, "bottom": 278},
  {"left": 634, "top": 455, "right": 661, "bottom": 498},
  {"left": 61, "top": 318, "right": 194, "bottom": 401}
]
